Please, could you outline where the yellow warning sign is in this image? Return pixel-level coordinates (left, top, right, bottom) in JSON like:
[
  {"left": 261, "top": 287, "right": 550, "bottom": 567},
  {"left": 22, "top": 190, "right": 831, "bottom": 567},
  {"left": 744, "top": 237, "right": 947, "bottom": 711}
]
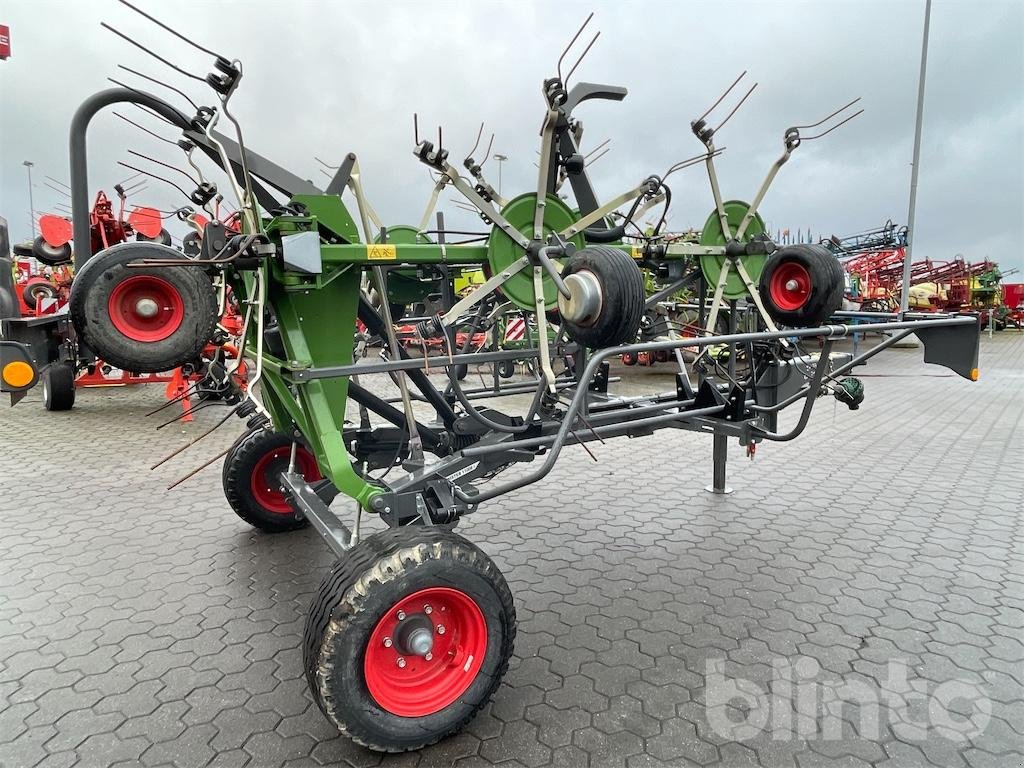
[
  {"left": 367, "top": 244, "right": 397, "bottom": 261},
  {"left": 631, "top": 246, "right": 643, "bottom": 260}
]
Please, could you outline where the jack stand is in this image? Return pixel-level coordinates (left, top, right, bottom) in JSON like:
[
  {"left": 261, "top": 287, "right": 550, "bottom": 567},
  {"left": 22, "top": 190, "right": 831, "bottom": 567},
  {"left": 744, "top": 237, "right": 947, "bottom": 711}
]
[{"left": 705, "top": 431, "right": 733, "bottom": 494}]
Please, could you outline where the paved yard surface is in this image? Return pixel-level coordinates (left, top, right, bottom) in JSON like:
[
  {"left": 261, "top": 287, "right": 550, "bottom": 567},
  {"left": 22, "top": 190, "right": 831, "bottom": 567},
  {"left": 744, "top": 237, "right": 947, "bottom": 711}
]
[{"left": 1, "top": 333, "right": 1021, "bottom": 768}]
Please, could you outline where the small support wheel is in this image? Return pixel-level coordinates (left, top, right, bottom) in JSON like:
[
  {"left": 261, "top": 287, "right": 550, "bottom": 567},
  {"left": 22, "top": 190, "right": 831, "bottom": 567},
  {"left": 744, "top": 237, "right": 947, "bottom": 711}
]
[
  {"left": 303, "top": 526, "right": 516, "bottom": 752},
  {"left": 558, "top": 245, "right": 645, "bottom": 348},
  {"left": 222, "top": 427, "right": 322, "bottom": 532},
  {"left": 758, "top": 244, "right": 844, "bottom": 328},
  {"left": 42, "top": 363, "right": 76, "bottom": 411},
  {"left": 497, "top": 359, "right": 515, "bottom": 379}
]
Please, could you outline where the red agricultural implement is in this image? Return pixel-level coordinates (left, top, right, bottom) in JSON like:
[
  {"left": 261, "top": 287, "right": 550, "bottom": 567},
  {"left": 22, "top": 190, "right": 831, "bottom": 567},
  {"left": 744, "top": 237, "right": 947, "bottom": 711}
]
[{"left": 4, "top": 193, "right": 246, "bottom": 412}]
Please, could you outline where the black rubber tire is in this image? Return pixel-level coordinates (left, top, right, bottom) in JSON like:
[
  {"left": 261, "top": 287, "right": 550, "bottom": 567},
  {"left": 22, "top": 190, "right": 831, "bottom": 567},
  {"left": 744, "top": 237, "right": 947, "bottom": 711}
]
[
  {"left": 22, "top": 281, "right": 58, "bottom": 310},
  {"left": 303, "top": 526, "right": 516, "bottom": 752},
  {"left": 222, "top": 427, "right": 318, "bottom": 532},
  {"left": 758, "top": 244, "right": 844, "bottom": 328},
  {"left": 12, "top": 242, "right": 34, "bottom": 259},
  {"left": 69, "top": 242, "right": 218, "bottom": 373},
  {"left": 137, "top": 228, "right": 172, "bottom": 246},
  {"left": 497, "top": 359, "right": 515, "bottom": 379},
  {"left": 42, "top": 363, "right": 76, "bottom": 411},
  {"left": 32, "top": 236, "right": 72, "bottom": 266},
  {"left": 559, "top": 245, "right": 645, "bottom": 348}
]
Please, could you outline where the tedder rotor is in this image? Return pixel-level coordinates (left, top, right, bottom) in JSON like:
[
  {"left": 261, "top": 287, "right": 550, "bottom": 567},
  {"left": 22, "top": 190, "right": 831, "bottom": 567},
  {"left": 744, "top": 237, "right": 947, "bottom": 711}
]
[{"left": 0, "top": 4, "right": 983, "bottom": 753}]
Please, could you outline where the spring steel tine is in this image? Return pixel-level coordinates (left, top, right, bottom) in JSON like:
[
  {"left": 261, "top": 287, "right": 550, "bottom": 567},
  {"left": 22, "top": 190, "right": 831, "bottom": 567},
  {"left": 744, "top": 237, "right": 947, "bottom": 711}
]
[
  {"left": 801, "top": 108, "right": 865, "bottom": 141},
  {"left": 663, "top": 147, "right": 726, "bottom": 180},
  {"left": 697, "top": 71, "right": 747, "bottom": 123},
  {"left": 118, "top": 64, "right": 200, "bottom": 110},
  {"left": 314, "top": 156, "right": 339, "bottom": 169},
  {"left": 127, "top": 100, "right": 179, "bottom": 128},
  {"left": 151, "top": 404, "right": 240, "bottom": 469},
  {"left": 145, "top": 378, "right": 204, "bottom": 416},
  {"left": 466, "top": 122, "right": 485, "bottom": 162},
  {"left": 565, "top": 31, "right": 600, "bottom": 85},
  {"left": 127, "top": 149, "right": 200, "bottom": 186},
  {"left": 117, "top": 0, "right": 226, "bottom": 59},
  {"left": 715, "top": 82, "right": 757, "bottom": 132},
  {"left": 156, "top": 399, "right": 217, "bottom": 430},
  {"left": 568, "top": 427, "right": 599, "bottom": 462},
  {"left": 121, "top": 178, "right": 149, "bottom": 193},
  {"left": 114, "top": 112, "right": 178, "bottom": 145},
  {"left": 793, "top": 97, "right": 862, "bottom": 130},
  {"left": 117, "top": 171, "right": 144, "bottom": 187},
  {"left": 584, "top": 147, "right": 610, "bottom": 167},
  {"left": 584, "top": 138, "right": 611, "bottom": 159},
  {"left": 557, "top": 12, "right": 595, "bottom": 82},
  {"left": 101, "top": 22, "right": 206, "bottom": 82},
  {"left": 117, "top": 160, "right": 192, "bottom": 201},
  {"left": 44, "top": 182, "right": 71, "bottom": 198},
  {"left": 482, "top": 133, "right": 495, "bottom": 166},
  {"left": 166, "top": 446, "right": 232, "bottom": 490},
  {"left": 45, "top": 175, "right": 71, "bottom": 190},
  {"left": 413, "top": 113, "right": 420, "bottom": 145}
]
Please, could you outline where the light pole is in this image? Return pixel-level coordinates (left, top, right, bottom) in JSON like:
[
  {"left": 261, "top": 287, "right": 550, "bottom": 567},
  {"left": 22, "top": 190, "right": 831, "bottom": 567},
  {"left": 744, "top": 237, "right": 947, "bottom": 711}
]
[
  {"left": 900, "top": 0, "right": 932, "bottom": 313},
  {"left": 23, "top": 160, "right": 36, "bottom": 238},
  {"left": 493, "top": 153, "right": 508, "bottom": 196}
]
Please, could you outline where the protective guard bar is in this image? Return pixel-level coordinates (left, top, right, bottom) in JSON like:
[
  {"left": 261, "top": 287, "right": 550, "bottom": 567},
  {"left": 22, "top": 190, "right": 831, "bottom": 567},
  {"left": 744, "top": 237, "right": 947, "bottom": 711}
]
[{"left": 444, "top": 313, "right": 979, "bottom": 505}]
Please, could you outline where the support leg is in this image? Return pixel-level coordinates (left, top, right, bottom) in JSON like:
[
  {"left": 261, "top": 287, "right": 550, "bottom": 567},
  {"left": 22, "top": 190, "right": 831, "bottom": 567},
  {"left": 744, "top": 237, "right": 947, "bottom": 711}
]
[{"left": 705, "top": 430, "right": 733, "bottom": 495}]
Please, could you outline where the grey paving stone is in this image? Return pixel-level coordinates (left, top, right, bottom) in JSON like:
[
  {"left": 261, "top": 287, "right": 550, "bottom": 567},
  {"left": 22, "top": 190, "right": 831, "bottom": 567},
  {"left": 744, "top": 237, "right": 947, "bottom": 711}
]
[{"left": 0, "top": 333, "right": 1021, "bottom": 768}]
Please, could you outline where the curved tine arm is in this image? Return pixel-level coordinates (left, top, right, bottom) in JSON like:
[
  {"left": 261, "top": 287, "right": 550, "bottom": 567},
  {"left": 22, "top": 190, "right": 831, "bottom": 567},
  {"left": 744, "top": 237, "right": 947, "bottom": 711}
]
[
  {"left": 464, "top": 122, "right": 485, "bottom": 165},
  {"left": 792, "top": 97, "right": 861, "bottom": 130},
  {"left": 695, "top": 71, "right": 746, "bottom": 123},
  {"left": 714, "top": 82, "right": 757, "bottom": 132},
  {"left": 801, "top": 108, "right": 864, "bottom": 141},
  {"left": 557, "top": 12, "right": 594, "bottom": 82}
]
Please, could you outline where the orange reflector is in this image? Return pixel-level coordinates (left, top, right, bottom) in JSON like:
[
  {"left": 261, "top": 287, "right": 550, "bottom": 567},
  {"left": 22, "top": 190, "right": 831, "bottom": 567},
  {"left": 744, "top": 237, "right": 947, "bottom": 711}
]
[
  {"left": 970, "top": 368, "right": 980, "bottom": 381},
  {"left": 2, "top": 360, "right": 35, "bottom": 388}
]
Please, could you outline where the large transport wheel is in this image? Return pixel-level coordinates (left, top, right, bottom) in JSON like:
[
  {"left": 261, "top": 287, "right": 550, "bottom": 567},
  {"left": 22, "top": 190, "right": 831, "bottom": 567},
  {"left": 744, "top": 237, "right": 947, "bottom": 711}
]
[
  {"left": 222, "top": 427, "right": 323, "bottom": 532},
  {"left": 304, "top": 526, "right": 516, "bottom": 752},
  {"left": 69, "top": 242, "right": 218, "bottom": 373},
  {"left": 757, "top": 244, "right": 844, "bottom": 328},
  {"left": 32, "top": 235, "right": 73, "bottom": 266},
  {"left": 41, "top": 363, "right": 76, "bottom": 411},
  {"left": 558, "top": 245, "right": 645, "bottom": 348}
]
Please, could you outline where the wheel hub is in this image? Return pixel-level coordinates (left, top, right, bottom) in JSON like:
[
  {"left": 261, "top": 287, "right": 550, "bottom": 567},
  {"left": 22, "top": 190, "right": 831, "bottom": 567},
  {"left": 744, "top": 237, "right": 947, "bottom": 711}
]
[
  {"left": 558, "top": 270, "right": 603, "bottom": 325},
  {"left": 364, "top": 586, "right": 487, "bottom": 717},
  {"left": 106, "top": 275, "right": 185, "bottom": 342},
  {"left": 135, "top": 297, "right": 159, "bottom": 318}
]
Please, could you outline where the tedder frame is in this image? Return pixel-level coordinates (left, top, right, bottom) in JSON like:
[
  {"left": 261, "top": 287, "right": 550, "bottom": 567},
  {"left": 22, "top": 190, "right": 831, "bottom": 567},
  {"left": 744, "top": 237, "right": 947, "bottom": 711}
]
[{"left": 1, "top": 3, "right": 982, "bottom": 754}]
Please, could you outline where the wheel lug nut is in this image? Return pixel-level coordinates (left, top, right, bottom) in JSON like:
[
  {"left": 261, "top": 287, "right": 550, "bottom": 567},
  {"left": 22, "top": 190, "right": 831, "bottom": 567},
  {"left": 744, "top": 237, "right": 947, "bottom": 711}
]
[
  {"left": 436, "top": 624, "right": 445, "bottom": 635},
  {"left": 397, "top": 610, "right": 406, "bottom": 621},
  {"left": 397, "top": 657, "right": 406, "bottom": 668},
  {"left": 425, "top": 652, "right": 433, "bottom": 661},
  {"left": 383, "top": 637, "right": 392, "bottom": 648},
  {"left": 424, "top": 604, "right": 432, "bottom": 615}
]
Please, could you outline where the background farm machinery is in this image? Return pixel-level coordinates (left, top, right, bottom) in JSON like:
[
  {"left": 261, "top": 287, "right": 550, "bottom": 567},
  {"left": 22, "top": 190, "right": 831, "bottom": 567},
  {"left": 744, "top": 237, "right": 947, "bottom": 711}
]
[
  {"left": 1, "top": 182, "right": 247, "bottom": 412},
  {"left": 827, "top": 221, "right": 1020, "bottom": 325},
  {"left": 0, "top": 2, "right": 984, "bottom": 755}
]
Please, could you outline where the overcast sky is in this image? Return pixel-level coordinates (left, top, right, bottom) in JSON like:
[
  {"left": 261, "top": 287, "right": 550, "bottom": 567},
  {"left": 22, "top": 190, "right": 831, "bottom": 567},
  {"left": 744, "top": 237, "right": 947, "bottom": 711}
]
[{"left": 1, "top": 0, "right": 1021, "bottom": 275}]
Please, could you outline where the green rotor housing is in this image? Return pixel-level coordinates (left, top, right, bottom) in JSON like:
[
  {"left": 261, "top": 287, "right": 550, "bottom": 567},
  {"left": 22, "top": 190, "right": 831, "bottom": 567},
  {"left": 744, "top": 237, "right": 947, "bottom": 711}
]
[
  {"left": 487, "top": 193, "right": 585, "bottom": 311},
  {"left": 699, "top": 200, "right": 766, "bottom": 300}
]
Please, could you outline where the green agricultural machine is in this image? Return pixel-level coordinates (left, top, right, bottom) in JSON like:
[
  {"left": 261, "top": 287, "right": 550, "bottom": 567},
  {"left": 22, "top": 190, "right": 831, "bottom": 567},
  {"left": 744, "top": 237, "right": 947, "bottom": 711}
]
[{"left": 1, "top": 4, "right": 983, "bottom": 753}]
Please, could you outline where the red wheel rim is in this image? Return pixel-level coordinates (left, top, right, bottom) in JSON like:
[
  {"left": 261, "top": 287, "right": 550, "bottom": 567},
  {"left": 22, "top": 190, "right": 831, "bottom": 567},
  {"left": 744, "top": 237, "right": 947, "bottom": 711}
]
[
  {"left": 107, "top": 276, "right": 185, "bottom": 342},
  {"left": 768, "top": 261, "right": 812, "bottom": 311},
  {"left": 364, "top": 587, "right": 488, "bottom": 717},
  {"left": 249, "top": 445, "right": 321, "bottom": 513}
]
